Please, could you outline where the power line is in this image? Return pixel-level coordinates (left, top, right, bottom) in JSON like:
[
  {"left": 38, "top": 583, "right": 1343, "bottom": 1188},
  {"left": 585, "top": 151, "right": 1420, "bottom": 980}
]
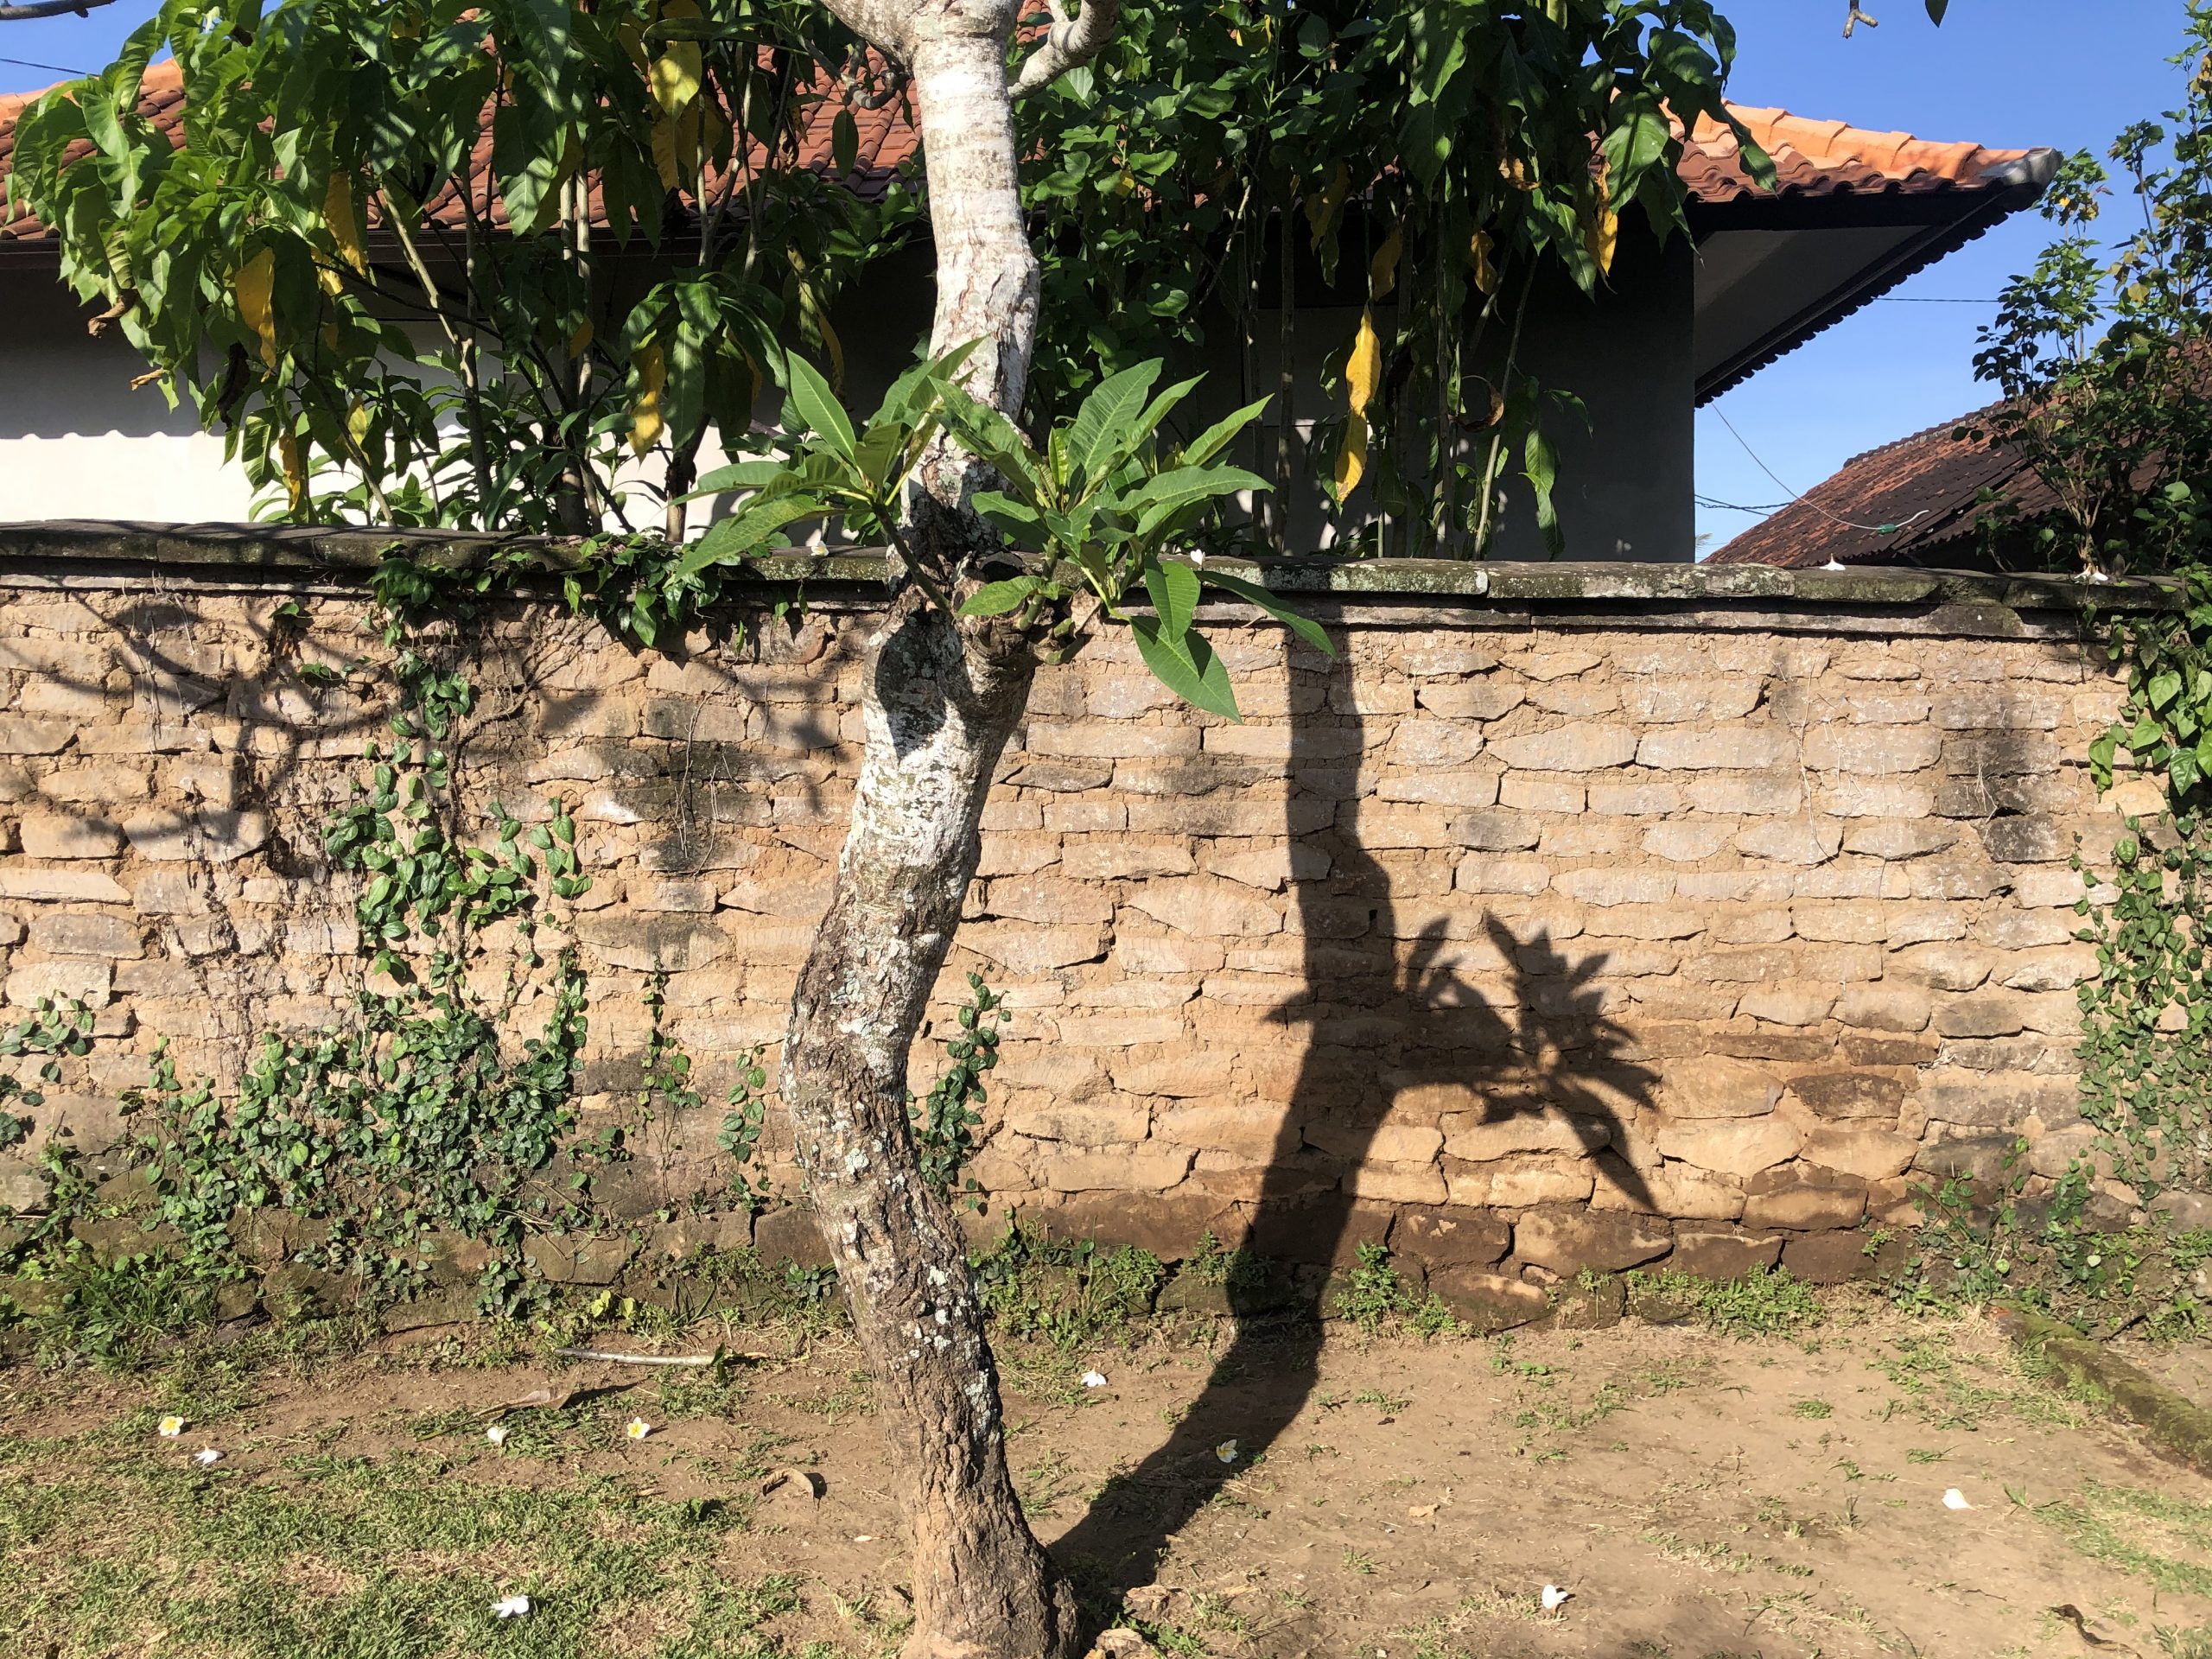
[
  {"left": 2, "top": 54, "right": 92, "bottom": 77},
  {"left": 1869, "top": 296, "right": 2002, "bottom": 304},
  {"left": 1695, "top": 493, "right": 1795, "bottom": 516},
  {"left": 1713, "top": 407, "right": 1929, "bottom": 539}
]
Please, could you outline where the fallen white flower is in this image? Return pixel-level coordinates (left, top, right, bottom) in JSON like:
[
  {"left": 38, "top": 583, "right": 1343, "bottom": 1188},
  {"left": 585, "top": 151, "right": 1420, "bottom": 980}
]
[
  {"left": 626, "top": 1417, "right": 653, "bottom": 1441},
  {"left": 493, "top": 1594, "right": 531, "bottom": 1619},
  {"left": 194, "top": 1448, "right": 223, "bottom": 1467},
  {"left": 1215, "top": 1439, "right": 1239, "bottom": 1465},
  {"left": 1541, "top": 1584, "right": 1573, "bottom": 1612},
  {"left": 486, "top": 1425, "right": 509, "bottom": 1446},
  {"left": 1942, "top": 1488, "right": 1973, "bottom": 1511},
  {"left": 156, "top": 1416, "right": 185, "bottom": 1439},
  {"left": 1081, "top": 1371, "right": 1108, "bottom": 1389}
]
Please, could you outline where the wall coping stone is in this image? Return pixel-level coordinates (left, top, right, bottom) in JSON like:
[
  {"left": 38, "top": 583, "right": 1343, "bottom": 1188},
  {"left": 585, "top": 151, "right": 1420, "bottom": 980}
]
[{"left": 0, "top": 519, "right": 2180, "bottom": 632}]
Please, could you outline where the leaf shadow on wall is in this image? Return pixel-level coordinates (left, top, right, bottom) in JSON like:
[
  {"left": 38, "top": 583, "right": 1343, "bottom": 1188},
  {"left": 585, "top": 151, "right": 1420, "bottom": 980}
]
[{"left": 1049, "top": 636, "right": 1660, "bottom": 1599}]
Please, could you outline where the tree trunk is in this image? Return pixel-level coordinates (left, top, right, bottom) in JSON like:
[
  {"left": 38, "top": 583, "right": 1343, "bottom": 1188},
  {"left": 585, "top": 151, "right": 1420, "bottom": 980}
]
[
  {"left": 781, "top": 588, "right": 1071, "bottom": 1658},
  {"left": 774, "top": 16, "right": 1078, "bottom": 1659}
]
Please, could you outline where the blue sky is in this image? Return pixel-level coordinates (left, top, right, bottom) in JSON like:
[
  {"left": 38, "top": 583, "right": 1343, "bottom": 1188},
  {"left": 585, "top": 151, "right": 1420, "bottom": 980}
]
[
  {"left": 1691, "top": 1, "right": 2192, "bottom": 555},
  {"left": 2, "top": 1, "right": 2192, "bottom": 558}
]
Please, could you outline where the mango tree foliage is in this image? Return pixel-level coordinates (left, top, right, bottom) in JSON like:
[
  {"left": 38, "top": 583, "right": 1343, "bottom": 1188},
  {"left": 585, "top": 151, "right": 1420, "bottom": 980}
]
[
  {"left": 4, "top": 0, "right": 913, "bottom": 533},
  {"left": 1010, "top": 0, "right": 1768, "bottom": 554}
]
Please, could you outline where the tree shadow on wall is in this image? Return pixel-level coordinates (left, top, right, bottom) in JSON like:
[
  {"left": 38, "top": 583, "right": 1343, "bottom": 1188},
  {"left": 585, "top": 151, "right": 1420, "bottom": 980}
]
[{"left": 1051, "top": 637, "right": 1659, "bottom": 1597}]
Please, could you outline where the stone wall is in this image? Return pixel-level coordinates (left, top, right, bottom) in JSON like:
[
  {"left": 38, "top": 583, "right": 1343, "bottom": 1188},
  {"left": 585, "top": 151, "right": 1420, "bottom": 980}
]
[{"left": 0, "top": 529, "right": 2168, "bottom": 1299}]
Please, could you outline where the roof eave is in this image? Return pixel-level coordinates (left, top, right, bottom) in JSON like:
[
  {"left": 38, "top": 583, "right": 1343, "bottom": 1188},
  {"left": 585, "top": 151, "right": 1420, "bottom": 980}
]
[{"left": 1691, "top": 149, "right": 2059, "bottom": 406}]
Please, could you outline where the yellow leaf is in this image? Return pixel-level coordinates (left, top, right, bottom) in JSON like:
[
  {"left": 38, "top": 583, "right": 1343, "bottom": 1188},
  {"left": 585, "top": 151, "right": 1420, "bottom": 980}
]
[
  {"left": 650, "top": 45, "right": 701, "bottom": 118},
  {"left": 567, "top": 315, "right": 594, "bottom": 358},
  {"left": 1345, "top": 303, "right": 1382, "bottom": 420},
  {"left": 1332, "top": 415, "right": 1368, "bottom": 501},
  {"left": 324, "top": 173, "right": 367, "bottom": 276},
  {"left": 236, "top": 248, "right": 279, "bottom": 369},
  {"left": 346, "top": 401, "right": 372, "bottom": 449},
  {"left": 1334, "top": 304, "right": 1383, "bottom": 501},
  {"left": 1586, "top": 164, "right": 1618, "bottom": 278},
  {"left": 630, "top": 343, "right": 665, "bottom": 457},
  {"left": 651, "top": 113, "right": 680, "bottom": 190},
  {"left": 1368, "top": 227, "right": 1403, "bottom": 300},
  {"left": 700, "top": 96, "right": 730, "bottom": 170},
  {"left": 816, "top": 308, "right": 846, "bottom": 393},
  {"left": 278, "top": 430, "right": 307, "bottom": 514},
  {"left": 1304, "top": 161, "right": 1350, "bottom": 248},
  {"left": 1469, "top": 229, "right": 1498, "bottom": 296},
  {"left": 672, "top": 101, "right": 702, "bottom": 192},
  {"left": 1587, "top": 203, "right": 1619, "bottom": 278},
  {"left": 650, "top": 0, "right": 703, "bottom": 115}
]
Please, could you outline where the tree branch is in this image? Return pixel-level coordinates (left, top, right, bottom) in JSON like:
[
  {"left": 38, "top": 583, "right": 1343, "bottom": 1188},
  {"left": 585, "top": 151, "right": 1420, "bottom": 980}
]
[
  {"left": 1010, "top": 0, "right": 1120, "bottom": 99},
  {"left": 0, "top": 0, "right": 116, "bottom": 20}
]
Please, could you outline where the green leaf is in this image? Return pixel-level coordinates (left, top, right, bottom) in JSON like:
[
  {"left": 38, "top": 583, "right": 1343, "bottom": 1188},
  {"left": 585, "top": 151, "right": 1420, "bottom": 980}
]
[
  {"left": 686, "top": 458, "right": 788, "bottom": 499},
  {"left": 675, "top": 493, "right": 827, "bottom": 577},
  {"left": 1067, "top": 359, "right": 1164, "bottom": 487},
  {"left": 1144, "top": 559, "right": 1201, "bottom": 641},
  {"left": 960, "top": 577, "right": 1042, "bottom": 618},
  {"left": 1128, "top": 465, "right": 1270, "bottom": 537},
  {"left": 942, "top": 392, "right": 1049, "bottom": 499},
  {"left": 1178, "top": 397, "right": 1272, "bottom": 469},
  {"left": 1196, "top": 568, "right": 1337, "bottom": 658},
  {"left": 972, "top": 490, "right": 1045, "bottom": 543},
  {"left": 784, "top": 353, "right": 855, "bottom": 458},
  {"left": 1524, "top": 427, "right": 1563, "bottom": 558},
  {"left": 1129, "top": 614, "right": 1239, "bottom": 721}
]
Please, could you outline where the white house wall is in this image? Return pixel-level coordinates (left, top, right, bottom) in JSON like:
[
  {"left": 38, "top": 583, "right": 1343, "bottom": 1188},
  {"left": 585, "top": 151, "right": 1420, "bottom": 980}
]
[{"left": 0, "top": 265, "right": 257, "bottom": 520}]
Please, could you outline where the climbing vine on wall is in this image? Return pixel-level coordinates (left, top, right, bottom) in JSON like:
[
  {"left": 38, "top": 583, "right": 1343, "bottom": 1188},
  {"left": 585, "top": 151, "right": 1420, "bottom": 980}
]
[
  {"left": 2074, "top": 822, "right": 2211, "bottom": 1201},
  {"left": 1964, "top": 5, "right": 2212, "bottom": 1231},
  {"left": 126, "top": 620, "right": 606, "bottom": 1314}
]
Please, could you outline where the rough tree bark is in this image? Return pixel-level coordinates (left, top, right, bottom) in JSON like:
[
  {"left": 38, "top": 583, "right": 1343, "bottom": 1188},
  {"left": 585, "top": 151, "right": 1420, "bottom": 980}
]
[{"left": 775, "top": 2, "right": 1116, "bottom": 1655}]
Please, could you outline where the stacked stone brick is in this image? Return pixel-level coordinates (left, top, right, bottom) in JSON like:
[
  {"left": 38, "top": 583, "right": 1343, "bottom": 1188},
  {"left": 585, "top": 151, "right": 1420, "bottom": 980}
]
[{"left": 0, "top": 547, "right": 2152, "bottom": 1297}]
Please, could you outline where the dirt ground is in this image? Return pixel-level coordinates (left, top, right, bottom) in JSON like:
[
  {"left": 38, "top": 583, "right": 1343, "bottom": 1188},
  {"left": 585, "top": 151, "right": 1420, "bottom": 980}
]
[{"left": 4, "top": 1298, "right": 2210, "bottom": 1658}]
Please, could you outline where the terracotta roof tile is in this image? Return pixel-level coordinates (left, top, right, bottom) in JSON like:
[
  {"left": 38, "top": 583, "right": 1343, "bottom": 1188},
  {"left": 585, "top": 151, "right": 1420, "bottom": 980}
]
[
  {"left": 1703, "top": 408, "right": 2052, "bottom": 569},
  {"left": 1680, "top": 105, "right": 2041, "bottom": 206},
  {"left": 2, "top": 64, "right": 2043, "bottom": 247}
]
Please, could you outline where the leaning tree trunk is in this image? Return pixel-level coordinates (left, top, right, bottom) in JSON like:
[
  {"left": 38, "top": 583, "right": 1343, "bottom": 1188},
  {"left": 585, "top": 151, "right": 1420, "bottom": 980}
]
[{"left": 776, "top": 10, "right": 1087, "bottom": 1657}]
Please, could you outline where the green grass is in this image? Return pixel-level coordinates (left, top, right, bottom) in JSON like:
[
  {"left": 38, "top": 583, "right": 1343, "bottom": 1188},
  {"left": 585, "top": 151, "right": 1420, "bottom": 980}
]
[
  {"left": 0, "top": 1437, "right": 863, "bottom": 1657},
  {"left": 1869, "top": 1336, "right": 2081, "bottom": 1431},
  {"left": 2035, "top": 1481, "right": 2212, "bottom": 1599},
  {"left": 1624, "top": 1265, "right": 1825, "bottom": 1338}
]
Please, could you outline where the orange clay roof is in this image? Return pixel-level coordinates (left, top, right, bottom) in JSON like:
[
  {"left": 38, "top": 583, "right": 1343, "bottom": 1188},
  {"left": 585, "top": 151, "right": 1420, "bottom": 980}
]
[
  {"left": 1702, "top": 407, "right": 2056, "bottom": 569},
  {"left": 1681, "top": 105, "right": 2042, "bottom": 202},
  {"left": 1, "top": 60, "right": 2044, "bottom": 246}
]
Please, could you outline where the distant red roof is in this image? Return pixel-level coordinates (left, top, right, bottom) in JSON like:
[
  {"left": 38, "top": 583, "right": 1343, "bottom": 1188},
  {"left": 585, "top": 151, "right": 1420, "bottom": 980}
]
[
  {"left": 1704, "top": 408, "right": 2053, "bottom": 569},
  {"left": 1, "top": 60, "right": 2050, "bottom": 250}
]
